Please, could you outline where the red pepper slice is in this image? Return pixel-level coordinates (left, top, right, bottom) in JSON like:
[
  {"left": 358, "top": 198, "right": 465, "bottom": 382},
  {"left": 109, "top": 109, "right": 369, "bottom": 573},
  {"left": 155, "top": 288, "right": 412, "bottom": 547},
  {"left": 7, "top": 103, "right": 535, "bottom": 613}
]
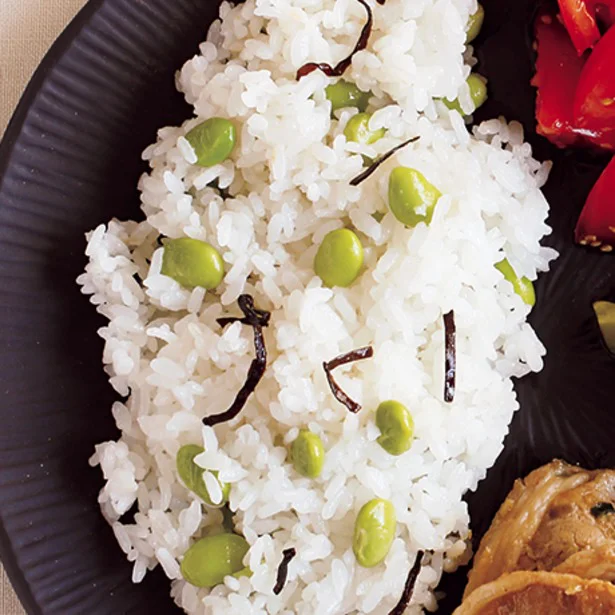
[
  {"left": 558, "top": 0, "right": 601, "bottom": 54},
  {"left": 575, "top": 155, "right": 615, "bottom": 250},
  {"left": 533, "top": 13, "right": 615, "bottom": 150},
  {"left": 533, "top": 14, "right": 587, "bottom": 147},
  {"left": 574, "top": 24, "right": 615, "bottom": 140},
  {"left": 594, "top": 1, "right": 615, "bottom": 27}
]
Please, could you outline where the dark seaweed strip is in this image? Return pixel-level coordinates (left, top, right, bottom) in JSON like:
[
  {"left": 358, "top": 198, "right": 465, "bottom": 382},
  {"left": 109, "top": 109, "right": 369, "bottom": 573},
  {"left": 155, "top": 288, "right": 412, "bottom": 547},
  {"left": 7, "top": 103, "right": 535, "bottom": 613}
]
[
  {"left": 591, "top": 502, "right": 615, "bottom": 517},
  {"left": 323, "top": 346, "right": 374, "bottom": 413},
  {"left": 273, "top": 547, "right": 297, "bottom": 595},
  {"left": 349, "top": 136, "right": 419, "bottom": 186},
  {"left": 326, "top": 345, "right": 374, "bottom": 370},
  {"left": 211, "top": 178, "right": 232, "bottom": 200},
  {"left": 388, "top": 550, "right": 424, "bottom": 615},
  {"left": 443, "top": 311, "right": 456, "bottom": 403},
  {"left": 204, "top": 295, "right": 270, "bottom": 427},
  {"left": 217, "top": 294, "right": 271, "bottom": 329},
  {"left": 376, "top": 0, "right": 386, "bottom": 4},
  {"left": 296, "top": 0, "right": 373, "bottom": 79}
]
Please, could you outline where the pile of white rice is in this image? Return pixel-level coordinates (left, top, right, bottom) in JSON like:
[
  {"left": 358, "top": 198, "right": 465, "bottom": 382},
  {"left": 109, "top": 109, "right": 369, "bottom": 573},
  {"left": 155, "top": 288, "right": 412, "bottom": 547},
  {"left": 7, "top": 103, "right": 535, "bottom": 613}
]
[{"left": 78, "top": 0, "right": 557, "bottom": 612}]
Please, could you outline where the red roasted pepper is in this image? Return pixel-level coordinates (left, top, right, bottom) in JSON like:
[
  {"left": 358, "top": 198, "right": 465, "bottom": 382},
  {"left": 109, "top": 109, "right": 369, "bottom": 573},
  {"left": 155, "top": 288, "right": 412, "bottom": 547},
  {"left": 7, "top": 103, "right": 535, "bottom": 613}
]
[
  {"left": 575, "top": 155, "right": 615, "bottom": 250},
  {"left": 558, "top": 0, "right": 601, "bottom": 54},
  {"left": 533, "top": 14, "right": 587, "bottom": 147},
  {"left": 558, "top": 0, "right": 615, "bottom": 54},
  {"left": 533, "top": 12, "right": 615, "bottom": 150},
  {"left": 574, "top": 24, "right": 615, "bottom": 140}
]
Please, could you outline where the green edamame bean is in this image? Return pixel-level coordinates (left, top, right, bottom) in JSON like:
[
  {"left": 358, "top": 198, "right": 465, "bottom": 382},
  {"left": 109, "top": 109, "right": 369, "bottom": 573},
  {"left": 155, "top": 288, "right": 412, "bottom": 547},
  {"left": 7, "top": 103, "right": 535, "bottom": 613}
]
[
  {"left": 594, "top": 301, "right": 615, "bottom": 352},
  {"left": 495, "top": 259, "right": 535, "bottom": 306},
  {"left": 376, "top": 400, "right": 415, "bottom": 456},
  {"left": 161, "top": 237, "right": 225, "bottom": 290},
  {"left": 444, "top": 74, "right": 488, "bottom": 115},
  {"left": 181, "top": 533, "right": 250, "bottom": 588},
  {"left": 314, "top": 228, "right": 364, "bottom": 288},
  {"left": 291, "top": 430, "right": 325, "bottom": 478},
  {"left": 185, "top": 118, "right": 236, "bottom": 168},
  {"left": 177, "top": 444, "right": 231, "bottom": 507},
  {"left": 325, "top": 80, "right": 371, "bottom": 113},
  {"left": 388, "top": 167, "right": 442, "bottom": 227},
  {"left": 344, "top": 113, "right": 386, "bottom": 145},
  {"left": 466, "top": 4, "right": 485, "bottom": 43},
  {"left": 353, "top": 498, "right": 397, "bottom": 568},
  {"left": 466, "top": 74, "right": 488, "bottom": 109}
]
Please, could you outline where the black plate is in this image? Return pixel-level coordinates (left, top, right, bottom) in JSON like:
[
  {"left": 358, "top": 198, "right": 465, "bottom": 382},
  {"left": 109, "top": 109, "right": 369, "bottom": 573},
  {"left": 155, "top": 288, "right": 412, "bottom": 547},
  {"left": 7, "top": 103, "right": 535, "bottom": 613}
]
[{"left": 0, "top": 0, "right": 613, "bottom": 613}]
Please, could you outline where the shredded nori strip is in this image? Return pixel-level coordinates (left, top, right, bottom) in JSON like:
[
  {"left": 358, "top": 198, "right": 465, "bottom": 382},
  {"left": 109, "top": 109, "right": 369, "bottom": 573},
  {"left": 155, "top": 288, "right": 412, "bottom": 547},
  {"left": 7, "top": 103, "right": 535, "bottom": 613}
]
[
  {"left": 211, "top": 178, "right": 232, "bottom": 200},
  {"left": 388, "top": 550, "right": 424, "bottom": 615},
  {"left": 443, "top": 310, "right": 456, "bottom": 403},
  {"left": 591, "top": 502, "right": 615, "bottom": 517},
  {"left": 273, "top": 547, "right": 297, "bottom": 595},
  {"left": 349, "top": 136, "right": 419, "bottom": 186},
  {"left": 204, "top": 295, "right": 270, "bottom": 426},
  {"left": 217, "top": 294, "right": 271, "bottom": 329},
  {"left": 296, "top": 0, "right": 373, "bottom": 79},
  {"left": 323, "top": 346, "right": 374, "bottom": 413}
]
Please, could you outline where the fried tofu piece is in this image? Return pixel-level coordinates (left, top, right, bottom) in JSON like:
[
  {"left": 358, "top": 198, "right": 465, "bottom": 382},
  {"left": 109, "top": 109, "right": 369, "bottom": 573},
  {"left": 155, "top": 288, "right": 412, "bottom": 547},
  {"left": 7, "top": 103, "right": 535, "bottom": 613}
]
[
  {"left": 455, "top": 571, "right": 615, "bottom": 615},
  {"left": 554, "top": 544, "right": 615, "bottom": 582},
  {"left": 465, "top": 460, "right": 615, "bottom": 597}
]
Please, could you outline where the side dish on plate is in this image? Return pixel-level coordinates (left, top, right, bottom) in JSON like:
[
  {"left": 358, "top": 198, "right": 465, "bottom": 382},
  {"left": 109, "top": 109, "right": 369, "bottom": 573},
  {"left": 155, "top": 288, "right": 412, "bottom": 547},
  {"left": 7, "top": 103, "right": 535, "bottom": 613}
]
[
  {"left": 533, "top": 0, "right": 615, "bottom": 251},
  {"left": 455, "top": 460, "right": 615, "bottom": 613},
  {"left": 77, "top": 0, "right": 560, "bottom": 612}
]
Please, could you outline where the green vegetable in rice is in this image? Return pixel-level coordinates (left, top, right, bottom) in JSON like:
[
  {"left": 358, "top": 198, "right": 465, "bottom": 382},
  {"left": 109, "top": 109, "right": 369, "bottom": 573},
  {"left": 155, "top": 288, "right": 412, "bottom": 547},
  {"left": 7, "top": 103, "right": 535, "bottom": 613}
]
[
  {"left": 290, "top": 430, "right": 325, "bottom": 478},
  {"left": 344, "top": 113, "right": 385, "bottom": 145},
  {"left": 325, "top": 80, "right": 371, "bottom": 113},
  {"left": 176, "top": 444, "right": 230, "bottom": 507},
  {"left": 181, "top": 533, "right": 250, "bottom": 588},
  {"left": 314, "top": 228, "right": 364, "bottom": 288},
  {"left": 495, "top": 259, "right": 535, "bottom": 306},
  {"left": 376, "top": 400, "right": 415, "bottom": 456},
  {"left": 353, "top": 498, "right": 397, "bottom": 568},
  {"left": 185, "top": 117, "right": 236, "bottom": 167},
  {"left": 388, "top": 167, "right": 442, "bottom": 227},
  {"left": 594, "top": 301, "right": 615, "bottom": 352},
  {"left": 444, "top": 74, "right": 488, "bottom": 115},
  {"left": 466, "top": 4, "right": 484, "bottom": 43},
  {"left": 161, "top": 237, "right": 225, "bottom": 290}
]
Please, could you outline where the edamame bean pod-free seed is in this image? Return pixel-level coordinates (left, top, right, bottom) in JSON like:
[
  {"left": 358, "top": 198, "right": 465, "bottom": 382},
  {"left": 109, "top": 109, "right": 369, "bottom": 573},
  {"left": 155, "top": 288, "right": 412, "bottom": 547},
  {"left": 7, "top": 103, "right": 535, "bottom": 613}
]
[
  {"left": 161, "top": 237, "right": 225, "bottom": 290},
  {"left": 495, "top": 259, "right": 536, "bottom": 306},
  {"left": 344, "top": 113, "right": 386, "bottom": 145},
  {"left": 290, "top": 430, "right": 325, "bottom": 478},
  {"left": 180, "top": 533, "right": 250, "bottom": 588},
  {"left": 353, "top": 498, "right": 397, "bottom": 568},
  {"left": 376, "top": 400, "right": 415, "bottom": 456},
  {"left": 325, "top": 80, "right": 371, "bottom": 113},
  {"left": 185, "top": 117, "right": 236, "bottom": 167},
  {"left": 595, "top": 301, "right": 615, "bottom": 352},
  {"left": 444, "top": 74, "right": 488, "bottom": 115},
  {"left": 314, "top": 228, "right": 364, "bottom": 288},
  {"left": 388, "top": 167, "right": 442, "bottom": 227},
  {"left": 466, "top": 4, "right": 485, "bottom": 43},
  {"left": 176, "top": 444, "right": 230, "bottom": 507}
]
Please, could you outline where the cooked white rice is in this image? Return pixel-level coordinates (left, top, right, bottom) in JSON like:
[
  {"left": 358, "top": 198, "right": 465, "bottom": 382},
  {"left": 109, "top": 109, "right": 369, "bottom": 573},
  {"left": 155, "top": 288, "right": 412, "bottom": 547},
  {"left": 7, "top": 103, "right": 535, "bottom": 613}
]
[{"left": 78, "top": 0, "right": 557, "bottom": 612}]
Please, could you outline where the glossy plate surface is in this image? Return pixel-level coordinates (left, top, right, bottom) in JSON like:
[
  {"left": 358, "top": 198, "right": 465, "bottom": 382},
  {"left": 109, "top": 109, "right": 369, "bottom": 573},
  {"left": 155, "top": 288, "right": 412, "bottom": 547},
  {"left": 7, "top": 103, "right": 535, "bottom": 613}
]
[{"left": 0, "top": 0, "right": 613, "bottom": 613}]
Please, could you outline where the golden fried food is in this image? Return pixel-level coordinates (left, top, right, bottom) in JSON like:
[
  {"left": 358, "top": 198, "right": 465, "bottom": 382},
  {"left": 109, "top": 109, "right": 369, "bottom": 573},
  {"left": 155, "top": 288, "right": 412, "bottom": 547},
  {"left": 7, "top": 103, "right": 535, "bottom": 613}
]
[{"left": 455, "top": 571, "right": 615, "bottom": 615}]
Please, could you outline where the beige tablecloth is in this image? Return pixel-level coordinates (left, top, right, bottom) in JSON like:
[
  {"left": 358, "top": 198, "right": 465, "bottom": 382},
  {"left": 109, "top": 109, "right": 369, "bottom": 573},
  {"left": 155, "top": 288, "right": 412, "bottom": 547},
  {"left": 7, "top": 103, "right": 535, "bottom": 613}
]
[{"left": 0, "top": 2, "right": 88, "bottom": 611}]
